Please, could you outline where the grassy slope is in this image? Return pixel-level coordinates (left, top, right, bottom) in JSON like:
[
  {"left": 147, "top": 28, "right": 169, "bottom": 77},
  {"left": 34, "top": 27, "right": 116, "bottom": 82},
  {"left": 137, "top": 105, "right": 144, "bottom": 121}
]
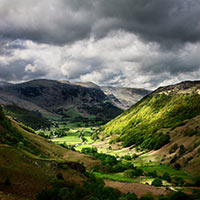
[
  {"left": 3, "top": 105, "right": 51, "bottom": 130},
  {"left": 148, "top": 114, "right": 200, "bottom": 176},
  {"left": 0, "top": 106, "right": 101, "bottom": 199},
  {"left": 102, "top": 82, "right": 200, "bottom": 150},
  {"left": 11, "top": 119, "right": 101, "bottom": 169}
]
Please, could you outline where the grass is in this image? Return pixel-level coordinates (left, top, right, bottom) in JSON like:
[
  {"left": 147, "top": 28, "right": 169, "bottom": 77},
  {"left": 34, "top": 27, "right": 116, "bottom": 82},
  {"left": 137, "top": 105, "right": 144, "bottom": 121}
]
[
  {"left": 52, "top": 136, "right": 82, "bottom": 145},
  {"left": 94, "top": 172, "right": 137, "bottom": 183},
  {"left": 50, "top": 126, "right": 95, "bottom": 145},
  {"left": 140, "top": 165, "right": 192, "bottom": 180},
  {"left": 102, "top": 91, "right": 200, "bottom": 149}
]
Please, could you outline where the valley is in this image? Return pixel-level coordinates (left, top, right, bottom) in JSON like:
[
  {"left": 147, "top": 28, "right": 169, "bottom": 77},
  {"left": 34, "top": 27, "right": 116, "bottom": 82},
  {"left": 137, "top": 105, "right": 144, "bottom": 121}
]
[{"left": 0, "top": 80, "right": 200, "bottom": 200}]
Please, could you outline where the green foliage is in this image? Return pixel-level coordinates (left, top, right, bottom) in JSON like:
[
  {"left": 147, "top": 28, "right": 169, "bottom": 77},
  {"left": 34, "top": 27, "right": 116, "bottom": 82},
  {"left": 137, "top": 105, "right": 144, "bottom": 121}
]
[
  {"left": 19, "top": 122, "right": 35, "bottom": 133},
  {"left": 140, "top": 194, "right": 154, "bottom": 200},
  {"left": 81, "top": 147, "right": 136, "bottom": 173},
  {"left": 124, "top": 169, "right": 144, "bottom": 178},
  {"left": 0, "top": 106, "right": 40, "bottom": 155},
  {"left": 56, "top": 173, "right": 64, "bottom": 180},
  {"left": 81, "top": 147, "right": 98, "bottom": 155},
  {"left": 162, "top": 172, "right": 171, "bottom": 182},
  {"left": 122, "top": 155, "right": 132, "bottom": 160},
  {"left": 4, "top": 105, "right": 51, "bottom": 130},
  {"left": 151, "top": 178, "right": 162, "bottom": 186},
  {"left": 169, "top": 144, "right": 178, "bottom": 154},
  {"left": 170, "top": 155, "right": 178, "bottom": 164},
  {"left": 147, "top": 170, "right": 157, "bottom": 178},
  {"left": 120, "top": 193, "right": 138, "bottom": 200},
  {"left": 194, "top": 177, "right": 200, "bottom": 186},
  {"left": 102, "top": 93, "right": 200, "bottom": 150},
  {"left": 59, "top": 143, "right": 76, "bottom": 151},
  {"left": 184, "top": 129, "right": 198, "bottom": 136},
  {"left": 4, "top": 177, "right": 11, "bottom": 185},
  {"left": 173, "top": 163, "right": 181, "bottom": 170},
  {"left": 179, "top": 145, "right": 185, "bottom": 155},
  {"left": 172, "top": 177, "right": 184, "bottom": 186}
]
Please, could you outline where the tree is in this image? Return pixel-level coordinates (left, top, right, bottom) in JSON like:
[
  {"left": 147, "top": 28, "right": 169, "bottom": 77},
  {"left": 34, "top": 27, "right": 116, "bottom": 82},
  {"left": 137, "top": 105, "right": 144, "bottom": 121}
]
[
  {"left": 162, "top": 172, "right": 171, "bottom": 182},
  {"left": 179, "top": 145, "right": 185, "bottom": 155},
  {"left": 152, "top": 178, "right": 162, "bottom": 186}
]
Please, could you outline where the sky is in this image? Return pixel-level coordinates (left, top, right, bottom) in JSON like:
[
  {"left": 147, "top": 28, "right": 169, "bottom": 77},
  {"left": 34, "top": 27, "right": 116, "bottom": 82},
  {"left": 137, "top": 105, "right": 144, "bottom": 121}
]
[{"left": 0, "top": 0, "right": 200, "bottom": 90}]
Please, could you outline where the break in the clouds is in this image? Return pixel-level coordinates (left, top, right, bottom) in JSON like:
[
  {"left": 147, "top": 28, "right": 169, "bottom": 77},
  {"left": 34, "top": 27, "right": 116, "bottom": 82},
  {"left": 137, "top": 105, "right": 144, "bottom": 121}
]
[{"left": 0, "top": 0, "right": 200, "bottom": 89}]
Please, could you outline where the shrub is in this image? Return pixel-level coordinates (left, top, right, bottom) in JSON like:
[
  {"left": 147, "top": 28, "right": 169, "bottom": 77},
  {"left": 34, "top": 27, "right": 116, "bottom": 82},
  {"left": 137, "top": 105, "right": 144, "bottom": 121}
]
[
  {"left": 36, "top": 189, "right": 49, "bottom": 200},
  {"left": 169, "top": 191, "right": 188, "bottom": 200},
  {"left": 162, "top": 172, "right": 171, "bottom": 183},
  {"left": 4, "top": 177, "right": 11, "bottom": 185},
  {"left": 172, "top": 177, "right": 184, "bottom": 186},
  {"left": 184, "top": 129, "right": 198, "bottom": 136},
  {"left": 174, "top": 163, "right": 181, "bottom": 170},
  {"left": 58, "top": 187, "right": 71, "bottom": 200},
  {"left": 169, "top": 144, "right": 178, "bottom": 154},
  {"left": 194, "top": 177, "right": 200, "bottom": 186},
  {"left": 179, "top": 145, "right": 185, "bottom": 155},
  {"left": 140, "top": 193, "right": 154, "bottom": 200},
  {"left": 123, "top": 155, "right": 132, "bottom": 160},
  {"left": 147, "top": 170, "right": 157, "bottom": 178},
  {"left": 170, "top": 155, "right": 178, "bottom": 164},
  {"left": 86, "top": 197, "right": 99, "bottom": 200},
  {"left": 124, "top": 169, "right": 143, "bottom": 178},
  {"left": 151, "top": 178, "right": 162, "bottom": 186},
  {"left": 56, "top": 173, "right": 64, "bottom": 180},
  {"left": 126, "top": 193, "right": 138, "bottom": 200},
  {"left": 132, "top": 154, "right": 138, "bottom": 159}
]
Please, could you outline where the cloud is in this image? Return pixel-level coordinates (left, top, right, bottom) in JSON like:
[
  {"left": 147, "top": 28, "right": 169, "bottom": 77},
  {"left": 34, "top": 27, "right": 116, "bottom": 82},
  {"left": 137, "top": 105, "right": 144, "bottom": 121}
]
[
  {"left": 1, "top": 0, "right": 200, "bottom": 47},
  {"left": 0, "top": 1, "right": 200, "bottom": 89},
  {"left": 0, "top": 32, "right": 200, "bottom": 89}
]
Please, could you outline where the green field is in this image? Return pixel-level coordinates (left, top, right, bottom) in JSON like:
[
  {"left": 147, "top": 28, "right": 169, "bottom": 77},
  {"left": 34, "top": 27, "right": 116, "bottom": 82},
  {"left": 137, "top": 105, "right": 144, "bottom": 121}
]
[
  {"left": 45, "top": 124, "right": 95, "bottom": 146},
  {"left": 94, "top": 172, "right": 137, "bottom": 183},
  {"left": 140, "top": 165, "right": 192, "bottom": 180}
]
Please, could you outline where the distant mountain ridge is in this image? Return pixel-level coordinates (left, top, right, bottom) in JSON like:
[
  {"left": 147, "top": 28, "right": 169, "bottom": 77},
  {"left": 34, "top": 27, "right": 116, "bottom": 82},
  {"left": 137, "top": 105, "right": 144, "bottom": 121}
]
[
  {"left": 0, "top": 79, "right": 149, "bottom": 128},
  {"left": 100, "top": 86, "right": 150, "bottom": 109},
  {"left": 0, "top": 79, "right": 122, "bottom": 124},
  {"left": 70, "top": 81, "right": 151, "bottom": 110}
]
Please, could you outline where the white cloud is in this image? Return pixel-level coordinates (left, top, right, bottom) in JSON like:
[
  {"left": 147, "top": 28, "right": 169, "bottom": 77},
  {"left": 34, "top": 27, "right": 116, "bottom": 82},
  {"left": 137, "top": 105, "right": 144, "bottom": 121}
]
[{"left": 1, "top": 31, "right": 200, "bottom": 89}]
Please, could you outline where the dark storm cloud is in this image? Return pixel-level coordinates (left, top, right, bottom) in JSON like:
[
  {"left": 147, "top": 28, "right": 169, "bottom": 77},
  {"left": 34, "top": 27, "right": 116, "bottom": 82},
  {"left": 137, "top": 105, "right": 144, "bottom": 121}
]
[
  {"left": 1, "top": 0, "right": 200, "bottom": 47},
  {"left": 0, "top": 59, "right": 47, "bottom": 81},
  {"left": 96, "top": 0, "right": 200, "bottom": 47},
  {"left": 0, "top": 0, "right": 200, "bottom": 89}
]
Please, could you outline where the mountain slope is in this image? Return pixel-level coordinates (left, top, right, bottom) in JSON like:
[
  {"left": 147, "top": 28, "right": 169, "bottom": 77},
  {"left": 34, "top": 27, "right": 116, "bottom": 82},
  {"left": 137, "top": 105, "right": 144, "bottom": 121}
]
[
  {"left": 100, "top": 86, "right": 150, "bottom": 110},
  {"left": 0, "top": 106, "right": 101, "bottom": 199},
  {"left": 101, "top": 81, "right": 200, "bottom": 150},
  {"left": 72, "top": 81, "right": 150, "bottom": 110},
  {"left": 0, "top": 79, "right": 122, "bottom": 125}
]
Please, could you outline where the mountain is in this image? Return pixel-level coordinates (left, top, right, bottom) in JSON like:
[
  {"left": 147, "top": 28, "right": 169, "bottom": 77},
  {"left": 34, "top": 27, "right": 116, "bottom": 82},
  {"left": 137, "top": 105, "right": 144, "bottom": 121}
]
[
  {"left": 0, "top": 79, "right": 149, "bottom": 129},
  {"left": 100, "top": 80, "right": 200, "bottom": 174},
  {"left": 72, "top": 81, "right": 151, "bottom": 109},
  {"left": 100, "top": 86, "right": 150, "bottom": 110},
  {"left": 101, "top": 80, "right": 200, "bottom": 148},
  {"left": 0, "top": 79, "right": 123, "bottom": 127}
]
